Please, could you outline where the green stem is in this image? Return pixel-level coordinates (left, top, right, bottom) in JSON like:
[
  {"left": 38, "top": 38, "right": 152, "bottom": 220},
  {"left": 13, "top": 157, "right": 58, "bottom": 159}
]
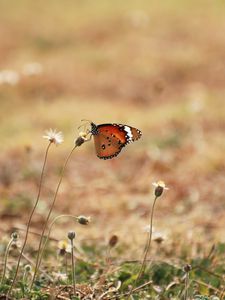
[
  {"left": 30, "top": 145, "right": 76, "bottom": 289},
  {"left": 1, "top": 238, "right": 14, "bottom": 284},
  {"left": 7, "top": 142, "right": 51, "bottom": 295}
]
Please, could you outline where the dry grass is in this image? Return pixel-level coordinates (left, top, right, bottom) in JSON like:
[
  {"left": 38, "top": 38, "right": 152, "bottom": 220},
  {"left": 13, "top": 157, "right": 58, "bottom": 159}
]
[{"left": 0, "top": 0, "right": 225, "bottom": 299}]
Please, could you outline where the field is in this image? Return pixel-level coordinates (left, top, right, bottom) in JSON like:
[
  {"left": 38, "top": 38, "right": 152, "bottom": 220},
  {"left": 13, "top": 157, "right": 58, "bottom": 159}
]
[{"left": 0, "top": 1, "right": 225, "bottom": 299}]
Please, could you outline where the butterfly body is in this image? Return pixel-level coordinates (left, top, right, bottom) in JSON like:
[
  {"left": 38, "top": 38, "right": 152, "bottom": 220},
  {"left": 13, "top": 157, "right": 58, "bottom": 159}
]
[{"left": 90, "top": 122, "right": 142, "bottom": 159}]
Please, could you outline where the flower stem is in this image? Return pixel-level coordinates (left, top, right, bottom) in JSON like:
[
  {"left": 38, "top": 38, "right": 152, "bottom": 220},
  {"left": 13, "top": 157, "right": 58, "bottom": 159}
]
[
  {"left": 137, "top": 195, "right": 158, "bottom": 279},
  {"left": 184, "top": 272, "right": 189, "bottom": 300},
  {"left": 70, "top": 238, "right": 76, "bottom": 295},
  {"left": 127, "top": 195, "right": 158, "bottom": 299},
  {"left": 1, "top": 237, "right": 14, "bottom": 285},
  {"left": 30, "top": 145, "right": 76, "bottom": 289},
  {"left": 37, "top": 214, "right": 78, "bottom": 273},
  {"left": 7, "top": 142, "right": 51, "bottom": 295}
]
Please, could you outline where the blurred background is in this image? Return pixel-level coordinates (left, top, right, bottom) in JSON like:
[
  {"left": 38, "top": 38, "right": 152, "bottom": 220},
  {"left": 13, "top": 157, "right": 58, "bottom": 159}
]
[{"left": 0, "top": 0, "right": 225, "bottom": 260}]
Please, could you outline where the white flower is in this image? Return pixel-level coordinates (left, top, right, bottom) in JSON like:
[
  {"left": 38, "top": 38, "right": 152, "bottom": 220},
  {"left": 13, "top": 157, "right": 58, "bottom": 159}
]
[
  {"left": 0, "top": 70, "right": 20, "bottom": 85},
  {"left": 43, "top": 129, "right": 63, "bottom": 145},
  {"left": 22, "top": 62, "right": 43, "bottom": 76},
  {"left": 152, "top": 181, "right": 169, "bottom": 197},
  {"left": 152, "top": 181, "right": 169, "bottom": 189}
]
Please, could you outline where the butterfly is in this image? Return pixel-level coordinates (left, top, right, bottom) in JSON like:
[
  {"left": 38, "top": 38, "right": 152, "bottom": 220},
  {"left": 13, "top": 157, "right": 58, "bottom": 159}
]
[{"left": 89, "top": 122, "right": 142, "bottom": 159}]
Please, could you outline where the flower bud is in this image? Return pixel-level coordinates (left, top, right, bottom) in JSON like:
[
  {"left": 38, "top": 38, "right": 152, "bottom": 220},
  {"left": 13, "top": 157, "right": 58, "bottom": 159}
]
[
  {"left": 11, "top": 232, "right": 19, "bottom": 241},
  {"left": 75, "top": 136, "right": 86, "bottom": 147},
  {"left": 24, "top": 264, "right": 32, "bottom": 272},
  {"left": 183, "top": 264, "right": 192, "bottom": 273},
  {"left": 67, "top": 231, "right": 76, "bottom": 240},
  {"left": 108, "top": 235, "right": 118, "bottom": 248},
  {"left": 76, "top": 215, "right": 91, "bottom": 225},
  {"left": 152, "top": 181, "right": 169, "bottom": 197}
]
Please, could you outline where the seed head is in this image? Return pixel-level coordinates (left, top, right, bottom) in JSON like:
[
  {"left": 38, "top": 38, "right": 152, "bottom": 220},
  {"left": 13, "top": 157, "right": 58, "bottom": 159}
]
[
  {"left": 24, "top": 264, "right": 32, "bottom": 272},
  {"left": 75, "top": 131, "right": 90, "bottom": 147},
  {"left": 43, "top": 129, "right": 63, "bottom": 145},
  {"left": 11, "top": 232, "right": 19, "bottom": 241},
  {"left": 108, "top": 235, "right": 119, "bottom": 248},
  {"left": 152, "top": 181, "right": 169, "bottom": 197},
  {"left": 183, "top": 264, "right": 192, "bottom": 273},
  {"left": 58, "top": 240, "right": 70, "bottom": 256},
  {"left": 67, "top": 231, "right": 76, "bottom": 241},
  {"left": 76, "top": 215, "right": 91, "bottom": 225}
]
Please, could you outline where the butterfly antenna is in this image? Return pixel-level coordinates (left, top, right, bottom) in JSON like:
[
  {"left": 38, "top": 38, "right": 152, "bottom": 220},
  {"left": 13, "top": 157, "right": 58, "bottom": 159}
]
[
  {"left": 81, "top": 119, "right": 92, "bottom": 123},
  {"left": 78, "top": 119, "right": 92, "bottom": 130}
]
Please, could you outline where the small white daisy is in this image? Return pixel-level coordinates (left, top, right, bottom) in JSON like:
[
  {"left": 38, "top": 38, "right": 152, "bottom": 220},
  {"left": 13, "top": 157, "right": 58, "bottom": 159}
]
[{"left": 43, "top": 129, "right": 63, "bottom": 145}]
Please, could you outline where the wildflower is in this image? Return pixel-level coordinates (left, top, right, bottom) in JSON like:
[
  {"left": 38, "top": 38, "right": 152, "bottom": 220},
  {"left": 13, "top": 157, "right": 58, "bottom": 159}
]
[
  {"left": 75, "top": 131, "right": 90, "bottom": 147},
  {"left": 76, "top": 215, "right": 91, "bottom": 225},
  {"left": 68, "top": 231, "right": 76, "bottom": 241},
  {"left": 11, "top": 232, "right": 20, "bottom": 249},
  {"left": 153, "top": 231, "right": 167, "bottom": 244},
  {"left": 24, "top": 264, "right": 32, "bottom": 272},
  {"left": 43, "top": 129, "right": 63, "bottom": 145},
  {"left": 108, "top": 235, "right": 118, "bottom": 248},
  {"left": 152, "top": 181, "right": 169, "bottom": 197},
  {"left": 22, "top": 62, "right": 43, "bottom": 76},
  {"left": 58, "top": 240, "right": 71, "bottom": 256},
  {"left": 11, "top": 232, "right": 19, "bottom": 241},
  {"left": 183, "top": 264, "right": 192, "bottom": 273}
]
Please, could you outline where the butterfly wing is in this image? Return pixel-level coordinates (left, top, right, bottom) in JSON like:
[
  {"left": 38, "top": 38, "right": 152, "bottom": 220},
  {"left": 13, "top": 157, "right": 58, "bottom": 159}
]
[{"left": 93, "top": 123, "right": 142, "bottom": 159}]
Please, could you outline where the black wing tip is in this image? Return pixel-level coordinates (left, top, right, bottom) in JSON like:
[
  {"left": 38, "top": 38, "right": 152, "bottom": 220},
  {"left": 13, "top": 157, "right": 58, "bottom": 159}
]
[{"left": 135, "top": 129, "right": 142, "bottom": 140}]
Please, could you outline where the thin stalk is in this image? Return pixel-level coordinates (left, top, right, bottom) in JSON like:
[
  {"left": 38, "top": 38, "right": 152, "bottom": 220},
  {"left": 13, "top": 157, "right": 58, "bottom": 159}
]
[
  {"left": 137, "top": 195, "right": 158, "bottom": 279},
  {"left": 30, "top": 145, "right": 76, "bottom": 289},
  {"left": 0, "top": 237, "right": 14, "bottom": 284},
  {"left": 220, "top": 287, "right": 225, "bottom": 300},
  {"left": 70, "top": 238, "right": 76, "bottom": 295},
  {"left": 127, "top": 195, "right": 158, "bottom": 299},
  {"left": 184, "top": 272, "right": 189, "bottom": 300},
  {"left": 8, "top": 142, "right": 51, "bottom": 295},
  {"left": 18, "top": 247, "right": 53, "bottom": 281},
  {"left": 37, "top": 214, "right": 78, "bottom": 273}
]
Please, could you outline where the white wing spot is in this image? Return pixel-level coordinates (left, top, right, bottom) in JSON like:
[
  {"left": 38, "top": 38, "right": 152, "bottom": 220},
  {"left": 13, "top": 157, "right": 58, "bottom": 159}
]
[{"left": 124, "top": 126, "right": 133, "bottom": 142}]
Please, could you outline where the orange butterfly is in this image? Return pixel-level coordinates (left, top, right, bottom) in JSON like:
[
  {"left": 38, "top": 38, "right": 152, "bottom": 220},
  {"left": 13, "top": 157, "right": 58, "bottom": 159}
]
[{"left": 89, "top": 122, "right": 142, "bottom": 159}]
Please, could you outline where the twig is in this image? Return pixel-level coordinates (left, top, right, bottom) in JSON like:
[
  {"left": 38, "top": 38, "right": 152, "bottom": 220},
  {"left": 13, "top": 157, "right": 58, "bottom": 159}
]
[
  {"left": 192, "top": 265, "right": 224, "bottom": 280},
  {"left": 192, "top": 279, "right": 221, "bottom": 294},
  {"left": 110, "top": 280, "right": 153, "bottom": 299}
]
